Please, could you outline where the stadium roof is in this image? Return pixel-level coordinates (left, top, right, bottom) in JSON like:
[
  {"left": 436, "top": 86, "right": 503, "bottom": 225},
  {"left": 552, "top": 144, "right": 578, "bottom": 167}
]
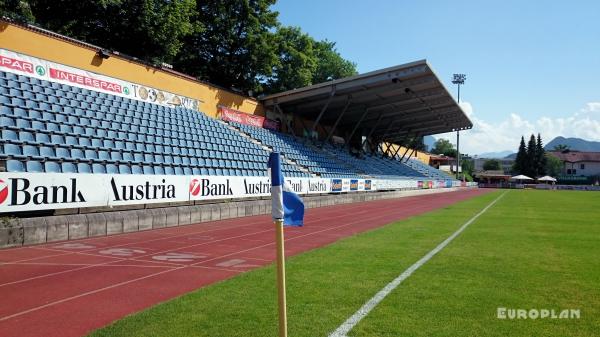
[{"left": 260, "top": 60, "right": 472, "bottom": 144}]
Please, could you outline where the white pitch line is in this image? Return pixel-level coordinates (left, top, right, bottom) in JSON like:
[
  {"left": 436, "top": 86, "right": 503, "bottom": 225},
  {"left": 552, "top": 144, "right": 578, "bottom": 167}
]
[{"left": 329, "top": 191, "right": 507, "bottom": 337}]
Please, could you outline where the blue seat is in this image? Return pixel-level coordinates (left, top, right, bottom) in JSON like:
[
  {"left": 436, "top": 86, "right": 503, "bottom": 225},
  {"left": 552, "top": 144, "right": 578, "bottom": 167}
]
[
  {"left": 131, "top": 165, "right": 143, "bottom": 174},
  {"left": 142, "top": 165, "right": 154, "bottom": 175},
  {"left": 3, "top": 130, "right": 19, "bottom": 142},
  {"left": 61, "top": 162, "right": 77, "bottom": 173},
  {"left": 77, "top": 163, "right": 92, "bottom": 173},
  {"left": 106, "top": 163, "right": 118, "bottom": 174},
  {"left": 118, "top": 164, "right": 131, "bottom": 174},
  {"left": 0, "top": 116, "right": 15, "bottom": 127},
  {"left": 154, "top": 166, "right": 165, "bottom": 175},
  {"left": 2, "top": 143, "right": 22, "bottom": 158},
  {"left": 92, "top": 163, "right": 106, "bottom": 174},
  {"left": 45, "top": 161, "right": 61, "bottom": 173},
  {"left": 71, "top": 148, "right": 85, "bottom": 160},
  {"left": 26, "top": 160, "right": 44, "bottom": 172},
  {"left": 22, "top": 145, "right": 42, "bottom": 159},
  {"left": 164, "top": 166, "right": 175, "bottom": 175},
  {"left": 7, "top": 160, "right": 25, "bottom": 172}
]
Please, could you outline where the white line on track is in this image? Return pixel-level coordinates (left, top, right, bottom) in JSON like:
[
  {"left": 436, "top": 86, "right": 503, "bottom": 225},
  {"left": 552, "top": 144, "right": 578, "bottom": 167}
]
[
  {"left": 0, "top": 190, "right": 483, "bottom": 322},
  {"left": 328, "top": 191, "right": 507, "bottom": 337}
]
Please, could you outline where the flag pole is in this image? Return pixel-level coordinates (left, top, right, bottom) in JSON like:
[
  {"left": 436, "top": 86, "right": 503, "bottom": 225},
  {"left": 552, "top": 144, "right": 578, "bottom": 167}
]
[{"left": 275, "top": 218, "right": 288, "bottom": 337}]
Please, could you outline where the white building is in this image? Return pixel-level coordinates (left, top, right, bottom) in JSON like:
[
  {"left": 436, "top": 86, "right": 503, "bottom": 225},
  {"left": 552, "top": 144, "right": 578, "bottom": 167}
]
[{"left": 549, "top": 151, "right": 600, "bottom": 176}]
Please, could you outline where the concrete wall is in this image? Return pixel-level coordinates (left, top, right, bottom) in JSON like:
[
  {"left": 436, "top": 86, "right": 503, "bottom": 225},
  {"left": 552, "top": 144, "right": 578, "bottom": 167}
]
[{"left": 0, "top": 188, "right": 468, "bottom": 248}]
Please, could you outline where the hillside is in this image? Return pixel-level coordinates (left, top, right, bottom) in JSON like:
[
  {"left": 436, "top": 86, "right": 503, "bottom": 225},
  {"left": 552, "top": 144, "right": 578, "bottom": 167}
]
[{"left": 545, "top": 136, "right": 600, "bottom": 152}]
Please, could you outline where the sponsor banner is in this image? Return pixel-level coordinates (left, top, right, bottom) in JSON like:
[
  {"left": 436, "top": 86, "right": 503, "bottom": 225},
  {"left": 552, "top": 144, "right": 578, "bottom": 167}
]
[
  {"left": 0, "top": 48, "right": 201, "bottom": 110},
  {"left": 109, "top": 174, "right": 189, "bottom": 205},
  {"left": 1, "top": 172, "right": 458, "bottom": 213},
  {"left": 218, "top": 106, "right": 280, "bottom": 131},
  {"left": 0, "top": 173, "right": 107, "bottom": 212}
]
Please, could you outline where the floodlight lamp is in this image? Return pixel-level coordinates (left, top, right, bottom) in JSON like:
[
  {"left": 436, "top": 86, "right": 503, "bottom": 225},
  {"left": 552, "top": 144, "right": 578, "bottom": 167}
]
[{"left": 452, "top": 73, "right": 466, "bottom": 85}]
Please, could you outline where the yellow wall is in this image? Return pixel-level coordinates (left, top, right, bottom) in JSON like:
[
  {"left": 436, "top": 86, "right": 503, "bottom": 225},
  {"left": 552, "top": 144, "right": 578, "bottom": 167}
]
[
  {"left": 0, "top": 21, "right": 262, "bottom": 118},
  {"left": 382, "top": 142, "right": 431, "bottom": 164}
]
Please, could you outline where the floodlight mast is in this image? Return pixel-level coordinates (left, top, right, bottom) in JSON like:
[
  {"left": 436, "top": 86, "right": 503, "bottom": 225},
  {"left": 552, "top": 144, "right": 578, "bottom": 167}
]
[{"left": 452, "top": 73, "right": 466, "bottom": 180}]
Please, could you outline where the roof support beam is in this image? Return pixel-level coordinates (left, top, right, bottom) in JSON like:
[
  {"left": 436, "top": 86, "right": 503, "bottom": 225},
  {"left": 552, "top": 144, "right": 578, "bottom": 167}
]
[
  {"left": 311, "top": 86, "right": 336, "bottom": 133},
  {"left": 324, "top": 97, "right": 351, "bottom": 144},
  {"left": 344, "top": 106, "right": 370, "bottom": 147},
  {"left": 275, "top": 104, "right": 296, "bottom": 137},
  {"left": 404, "top": 148, "right": 417, "bottom": 162},
  {"left": 399, "top": 134, "right": 419, "bottom": 161}
]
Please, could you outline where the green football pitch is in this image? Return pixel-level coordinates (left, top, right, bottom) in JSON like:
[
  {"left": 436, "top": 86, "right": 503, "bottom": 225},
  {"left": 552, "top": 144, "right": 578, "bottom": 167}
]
[{"left": 89, "top": 189, "right": 599, "bottom": 337}]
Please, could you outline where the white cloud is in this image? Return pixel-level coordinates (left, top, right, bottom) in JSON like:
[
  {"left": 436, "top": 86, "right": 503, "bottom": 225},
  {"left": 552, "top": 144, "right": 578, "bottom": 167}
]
[{"left": 435, "top": 101, "right": 600, "bottom": 155}]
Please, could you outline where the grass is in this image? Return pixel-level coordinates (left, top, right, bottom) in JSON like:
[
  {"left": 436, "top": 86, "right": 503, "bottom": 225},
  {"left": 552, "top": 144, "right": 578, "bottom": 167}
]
[{"left": 89, "top": 190, "right": 599, "bottom": 337}]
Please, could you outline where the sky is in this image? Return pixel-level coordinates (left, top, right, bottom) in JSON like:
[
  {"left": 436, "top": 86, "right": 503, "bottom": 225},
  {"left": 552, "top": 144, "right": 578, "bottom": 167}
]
[{"left": 273, "top": 0, "right": 600, "bottom": 155}]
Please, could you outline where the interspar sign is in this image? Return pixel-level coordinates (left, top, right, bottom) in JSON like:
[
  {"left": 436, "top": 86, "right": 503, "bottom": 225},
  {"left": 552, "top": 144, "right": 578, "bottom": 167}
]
[
  {"left": 0, "top": 173, "right": 383, "bottom": 213},
  {"left": 0, "top": 48, "right": 201, "bottom": 110}
]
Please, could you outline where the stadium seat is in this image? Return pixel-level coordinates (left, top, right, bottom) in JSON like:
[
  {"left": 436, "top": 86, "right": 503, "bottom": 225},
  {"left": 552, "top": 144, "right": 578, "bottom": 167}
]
[
  {"left": 6, "top": 159, "right": 25, "bottom": 172},
  {"left": 45, "top": 161, "right": 61, "bottom": 173}
]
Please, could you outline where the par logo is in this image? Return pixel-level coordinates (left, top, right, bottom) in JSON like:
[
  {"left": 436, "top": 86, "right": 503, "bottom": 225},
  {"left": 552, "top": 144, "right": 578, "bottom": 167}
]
[
  {"left": 0, "top": 179, "right": 8, "bottom": 205},
  {"left": 189, "top": 179, "right": 201, "bottom": 196}
]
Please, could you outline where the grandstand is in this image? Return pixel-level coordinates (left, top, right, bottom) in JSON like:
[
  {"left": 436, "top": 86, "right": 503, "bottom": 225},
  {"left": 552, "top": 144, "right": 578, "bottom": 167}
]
[
  {"left": 0, "top": 71, "right": 457, "bottom": 180},
  {"left": 0, "top": 19, "right": 473, "bottom": 246}
]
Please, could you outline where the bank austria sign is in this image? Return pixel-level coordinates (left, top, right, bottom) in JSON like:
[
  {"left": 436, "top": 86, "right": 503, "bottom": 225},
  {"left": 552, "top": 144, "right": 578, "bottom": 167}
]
[{"left": 0, "top": 173, "right": 387, "bottom": 213}]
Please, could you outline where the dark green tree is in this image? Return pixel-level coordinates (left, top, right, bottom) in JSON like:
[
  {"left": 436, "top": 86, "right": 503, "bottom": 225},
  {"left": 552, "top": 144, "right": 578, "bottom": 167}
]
[
  {"left": 0, "top": 0, "right": 35, "bottom": 22},
  {"left": 536, "top": 133, "right": 547, "bottom": 176},
  {"left": 483, "top": 159, "right": 502, "bottom": 171},
  {"left": 175, "top": 0, "right": 279, "bottom": 93},
  {"left": 461, "top": 157, "right": 474, "bottom": 176},
  {"left": 513, "top": 136, "right": 528, "bottom": 174},
  {"left": 545, "top": 153, "right": 563, "bottom": 176},
  {"left": 553, "top": 144, "right": 570, "bottom": 151},
  {"left": 411, "top": 136, "right": 427, "bottom": 152},
  {"left": 312, "top": 39, "right": 357, "bottom": 83},
  {"left": 526, "top": 134, "right": 537, "bottom": 177},
  {"left": 431, "top": 138, "right": 457, "bottom": 157},
  {"left": 265, "top": 26, "right": 317, "bottom": 94},
  {"left": 28, "top": 0, "right": 198, "bottom": 64}
]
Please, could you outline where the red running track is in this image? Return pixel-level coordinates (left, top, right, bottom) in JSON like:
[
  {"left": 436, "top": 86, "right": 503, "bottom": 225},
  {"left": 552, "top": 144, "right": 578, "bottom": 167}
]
[{"left": 0, "top": 188, "right": 488, "bottom": 337}]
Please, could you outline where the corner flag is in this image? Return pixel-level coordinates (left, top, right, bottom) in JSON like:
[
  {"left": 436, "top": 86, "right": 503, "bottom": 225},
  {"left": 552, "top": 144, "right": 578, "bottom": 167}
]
[{"left": 268, "top": 152, "right": 304, "bottom": 226}]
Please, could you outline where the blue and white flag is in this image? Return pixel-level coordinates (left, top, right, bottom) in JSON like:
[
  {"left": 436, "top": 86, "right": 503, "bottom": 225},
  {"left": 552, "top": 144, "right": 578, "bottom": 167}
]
[{"left": 268, "top": 152, "right": 304, "bottom": 226}]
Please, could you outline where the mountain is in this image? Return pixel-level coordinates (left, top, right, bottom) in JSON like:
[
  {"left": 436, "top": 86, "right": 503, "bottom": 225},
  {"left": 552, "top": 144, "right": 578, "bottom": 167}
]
[
  {"left": 477, "top": 150, "right": 514, "bottom": 158},
  {"left": 423, "top": 135, "right": 436, "bottom": 151},
  {"left": 545, "top": 137, "right": 600, "bottom": 152}
]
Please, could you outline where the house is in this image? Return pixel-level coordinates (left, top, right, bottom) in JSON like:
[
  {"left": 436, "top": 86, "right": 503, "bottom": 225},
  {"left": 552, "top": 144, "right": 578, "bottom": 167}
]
[{"left": 549, "top": 151, "right": 600, "bottom": 176}]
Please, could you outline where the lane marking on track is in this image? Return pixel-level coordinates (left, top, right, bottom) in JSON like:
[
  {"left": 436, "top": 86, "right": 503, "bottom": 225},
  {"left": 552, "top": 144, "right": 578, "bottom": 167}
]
[
  {"left": 328, "top": 191, "right": 507, "bottom": 337},
  {"left": 0, "top": 189, "right": 487, "bottom": 322}
]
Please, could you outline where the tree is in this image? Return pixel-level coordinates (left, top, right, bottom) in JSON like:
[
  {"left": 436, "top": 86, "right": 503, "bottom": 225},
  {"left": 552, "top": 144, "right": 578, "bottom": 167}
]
[
  {"left": 0, "top": 0, "right": 35, "bottom": 22},
  {"left": 536, "top": 133, "right": 547, "bottom": 176},
  {"left": 431, "top": 138, "right": 457, "bottom": 157},
  {"left": 262, "top": 28, "right": 358, "bottom": 94},
  {"left": 174, "top": 0, "right": 279, "bottom": 93},
  {"left": 264, "top": 26, "right": 317, "bottom": 93},
  {"left": 483, "top": 159, "right": 501, "bottom": 171},
  {"left": 28, "top": 0, "right": 198, "bottom": 64},
  {"left": 553, "top": 144, "right": 570, "bottom": 151},
  {"left": 545, "top": 153, "right": 563, "bottom": 176},
  {"left": 462, "top": 157, "right": 474, "bottom": 176},
  {"left": 513, "top": 136, "right": 528, "bottom": 174},
  {"left": 411, "top": 136, "right": 427, "bottom": 152},
  {"left": 312, "top": 39, "right": 357, "bottom": 83},
  {"left": 526, "top": 134, "right": 537, "bottom": 177}
]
